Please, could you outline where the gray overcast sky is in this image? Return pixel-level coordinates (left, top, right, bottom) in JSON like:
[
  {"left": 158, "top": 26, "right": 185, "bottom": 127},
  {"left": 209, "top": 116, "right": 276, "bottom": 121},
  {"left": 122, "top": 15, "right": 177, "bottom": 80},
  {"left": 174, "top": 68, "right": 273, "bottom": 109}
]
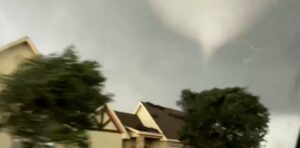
[{"left": 0, "top": 0, "right": 299, "bottom": 147}]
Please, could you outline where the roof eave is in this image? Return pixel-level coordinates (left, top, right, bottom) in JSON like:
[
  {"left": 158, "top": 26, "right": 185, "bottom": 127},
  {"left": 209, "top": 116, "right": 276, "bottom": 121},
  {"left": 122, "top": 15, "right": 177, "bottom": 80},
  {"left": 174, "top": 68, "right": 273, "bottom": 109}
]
[
  {"left": 126, "top": 126, "right": 163, "bottom": 138},
  {"left": 0, "top": 37, "right": 39, "bottom": 55}
]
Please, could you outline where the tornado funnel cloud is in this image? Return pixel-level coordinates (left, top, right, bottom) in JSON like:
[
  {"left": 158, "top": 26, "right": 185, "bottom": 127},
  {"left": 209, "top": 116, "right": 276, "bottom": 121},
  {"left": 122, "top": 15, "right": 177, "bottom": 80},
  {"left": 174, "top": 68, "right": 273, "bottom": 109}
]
[{"left": 148, "top": 0, "right": 272, "bottom": 60}]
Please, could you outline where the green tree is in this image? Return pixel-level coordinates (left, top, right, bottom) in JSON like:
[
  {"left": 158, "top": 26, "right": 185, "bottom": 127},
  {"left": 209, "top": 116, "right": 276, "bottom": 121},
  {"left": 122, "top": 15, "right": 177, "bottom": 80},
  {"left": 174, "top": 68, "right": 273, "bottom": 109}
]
[
  {"left": 178, "top": 87, "right": 269, "bottom": 148},
  {"left": 0, "top": 48, "right": 111, "bottom": 147}
]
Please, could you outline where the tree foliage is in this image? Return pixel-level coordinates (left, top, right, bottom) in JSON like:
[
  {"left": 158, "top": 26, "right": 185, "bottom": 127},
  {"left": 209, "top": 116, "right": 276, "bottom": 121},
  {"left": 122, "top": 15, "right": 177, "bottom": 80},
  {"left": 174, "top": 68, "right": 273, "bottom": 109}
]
[
  {"left": 0, "top": 48, "right": 111, "bottom": 147},
  {"left": 178, "top": 87, "right": 269, "bottom": 148}
]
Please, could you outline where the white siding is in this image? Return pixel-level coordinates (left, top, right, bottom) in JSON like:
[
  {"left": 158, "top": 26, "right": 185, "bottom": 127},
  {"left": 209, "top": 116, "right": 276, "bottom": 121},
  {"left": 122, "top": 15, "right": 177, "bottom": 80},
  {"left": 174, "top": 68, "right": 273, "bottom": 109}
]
[
  {"left": 0, "top": 132, "right": 12, "bottom": 148},
  {"left": 88, "top": 131, "right": 123, "bottom": 148},
  {"left": 136, "top": 105, "right": 160, "bottom": 131},
  {"left": 0, "top": 41, "right": 36, "bottom": 148},
  {"left": 0, "top": 42, "right": 36, "bottom": 75}
]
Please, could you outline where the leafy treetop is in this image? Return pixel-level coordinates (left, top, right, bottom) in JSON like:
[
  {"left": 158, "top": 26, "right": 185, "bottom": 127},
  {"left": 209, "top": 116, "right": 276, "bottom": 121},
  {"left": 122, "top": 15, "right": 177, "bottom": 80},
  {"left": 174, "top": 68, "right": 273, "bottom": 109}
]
[
  {"left": 0, "top": 48, "right": 111, "bottom": 147},
  {"left": 178, "top": 87, "right": 269, "bottom": 148}
]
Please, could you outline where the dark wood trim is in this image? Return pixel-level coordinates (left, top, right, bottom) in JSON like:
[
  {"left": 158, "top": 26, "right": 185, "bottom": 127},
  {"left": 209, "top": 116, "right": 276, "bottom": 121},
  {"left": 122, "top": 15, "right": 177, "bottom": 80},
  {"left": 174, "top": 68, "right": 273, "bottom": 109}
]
[
  {"left": 94, "top": 105, "right": 123, "bottom": 133},
  {"left": 100, "top": 111, "right": 104, "bottom": 123},
  {"left": 96, "top": 106, "right": 112, "bottom": 128},
  {"left": 102, "top": 119, "right": 111, "bottom": 127}
]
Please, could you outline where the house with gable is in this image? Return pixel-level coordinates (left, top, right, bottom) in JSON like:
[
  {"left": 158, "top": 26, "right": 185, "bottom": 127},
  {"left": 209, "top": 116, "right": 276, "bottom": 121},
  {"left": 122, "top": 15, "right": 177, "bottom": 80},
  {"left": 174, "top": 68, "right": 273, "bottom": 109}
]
[
  {"left": 0, "top": 37, "right": 38, "bottom": 75},
  {"left": 112, "top": 101, "right": 185, "bottom": 148},
  {"left": 0, "top": 37, "right": 39, "bottom": 148},
  {"left": 0, "top": 37, "right": 131, "bottom": 148},
  {"left": 0, "top": 37, "right": 186, "bottom": 148},
  {"left": 90, "top": 101, "right": 186, "bottom": 148}
]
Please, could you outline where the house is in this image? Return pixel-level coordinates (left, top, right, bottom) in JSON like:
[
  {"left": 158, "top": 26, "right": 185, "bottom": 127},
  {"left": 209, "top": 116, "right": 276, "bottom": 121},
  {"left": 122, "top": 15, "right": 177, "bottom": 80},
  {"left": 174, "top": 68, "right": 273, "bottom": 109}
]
[
  {"left": 0, "top": 37, "right": 39, "bottom": 148},
  {"left": 0, "top": 37, "right": 38, "bottom": 75},
  {"left": 89, "top": 102, "right": 186, "bottom": 148},
  {"left": 0, "top": 37, "right": 186, "bottom": 148},
  {"left": 116, "top": 101, "right": 185, "bottom": 148},
  {"left": 0, "top": 37, "right": 127, "bottom": 148}
]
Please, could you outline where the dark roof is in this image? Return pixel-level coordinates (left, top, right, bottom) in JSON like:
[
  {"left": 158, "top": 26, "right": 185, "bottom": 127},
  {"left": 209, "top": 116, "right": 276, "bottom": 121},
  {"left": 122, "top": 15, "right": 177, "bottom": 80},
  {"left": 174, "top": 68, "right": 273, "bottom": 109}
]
[
  {"left": 142, "top": 102, "right": 185, "bottom": 140},
  {"left": 297, "top": 129, "right": 300, "bottom": 148},
  {"left": 115, "top": 111, "right": 158, "bottom": 133}
]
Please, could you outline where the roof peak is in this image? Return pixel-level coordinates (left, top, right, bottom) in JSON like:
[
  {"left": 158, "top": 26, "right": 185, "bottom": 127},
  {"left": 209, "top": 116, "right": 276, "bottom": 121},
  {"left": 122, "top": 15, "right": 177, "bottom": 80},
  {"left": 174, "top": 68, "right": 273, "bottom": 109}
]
[
  {"left": 141, "top": 101, "right": 182, "bottom": 113},
  {"left": 115, "top": 110, "right": 159, "bottom": 134},
  {"left": 140, "top": 101, "right": 184, "bottom": 140},
  {"left": 0, "top": 36, "right": 38, "bottom": 54}
]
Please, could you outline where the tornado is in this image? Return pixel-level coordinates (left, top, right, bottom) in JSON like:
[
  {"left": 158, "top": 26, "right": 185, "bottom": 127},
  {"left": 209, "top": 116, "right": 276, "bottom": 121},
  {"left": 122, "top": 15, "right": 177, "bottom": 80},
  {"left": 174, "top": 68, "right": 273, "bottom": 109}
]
[{"left": 148, "top": 0, "right": 272, "bottom": 61}]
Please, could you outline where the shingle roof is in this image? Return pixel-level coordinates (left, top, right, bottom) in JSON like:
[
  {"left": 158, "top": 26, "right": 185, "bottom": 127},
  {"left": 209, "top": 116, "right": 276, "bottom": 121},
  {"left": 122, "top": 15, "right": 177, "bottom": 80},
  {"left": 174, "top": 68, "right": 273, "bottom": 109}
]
[
  {"left": 115, "top": 111, "right": 158, "bottom": 133},
  {"left": 141, "top": 102, "right": 185, "bottom": 140}
]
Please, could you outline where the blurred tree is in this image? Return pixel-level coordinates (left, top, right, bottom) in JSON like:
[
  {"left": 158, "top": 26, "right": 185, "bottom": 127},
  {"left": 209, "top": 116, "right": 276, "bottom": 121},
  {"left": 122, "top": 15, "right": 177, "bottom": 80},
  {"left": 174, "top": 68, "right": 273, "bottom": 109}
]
[
  {"left": 0, "top": 48, "right": 111, "bottom": 147},
  {"left": 178, "top": 87, "right": 269, "bottom": 148}
]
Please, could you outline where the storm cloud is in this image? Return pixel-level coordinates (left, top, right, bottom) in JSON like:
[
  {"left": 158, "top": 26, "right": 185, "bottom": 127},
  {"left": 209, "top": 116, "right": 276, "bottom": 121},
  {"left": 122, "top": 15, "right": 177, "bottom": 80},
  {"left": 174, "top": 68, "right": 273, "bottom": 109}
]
[{"left": 148, "top": 0, "right": 272, "bottom": 59}]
